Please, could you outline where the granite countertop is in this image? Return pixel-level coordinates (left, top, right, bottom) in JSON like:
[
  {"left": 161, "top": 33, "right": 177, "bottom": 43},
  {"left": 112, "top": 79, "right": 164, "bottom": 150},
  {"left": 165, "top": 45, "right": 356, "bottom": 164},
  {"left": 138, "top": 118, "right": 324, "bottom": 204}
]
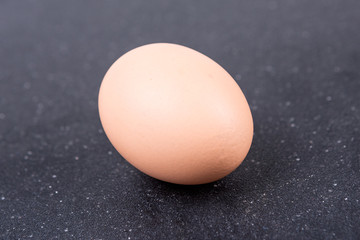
[{"left": 0, "top": 0, "right": 359, "bottom": 239}]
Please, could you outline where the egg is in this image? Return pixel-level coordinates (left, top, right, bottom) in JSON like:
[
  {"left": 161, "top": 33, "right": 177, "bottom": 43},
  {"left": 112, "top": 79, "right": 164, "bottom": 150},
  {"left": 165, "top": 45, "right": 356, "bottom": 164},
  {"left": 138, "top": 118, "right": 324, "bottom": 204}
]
[{"left": 98, "top": 43, "right": 253, "bottom": 185}]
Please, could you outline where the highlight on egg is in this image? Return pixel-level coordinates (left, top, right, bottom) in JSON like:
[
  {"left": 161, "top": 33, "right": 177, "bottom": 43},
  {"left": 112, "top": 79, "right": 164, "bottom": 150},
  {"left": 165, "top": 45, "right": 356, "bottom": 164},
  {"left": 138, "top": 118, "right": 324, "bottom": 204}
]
[{"left": 98, "top": 43, "right": 253, "bottom": 185}]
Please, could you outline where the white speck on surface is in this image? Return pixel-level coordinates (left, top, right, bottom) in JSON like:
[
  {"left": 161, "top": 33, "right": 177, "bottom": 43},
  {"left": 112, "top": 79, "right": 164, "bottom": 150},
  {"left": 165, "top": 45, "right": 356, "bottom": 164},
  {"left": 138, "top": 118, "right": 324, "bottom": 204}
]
[
  {"left": 83, "top": 145, "right": 88, "bottom": 149},
  {"left": 23, "top": 82, "right": 31, "bottom": 89},
  {"left": 328, "top": 189, "right": 333, "bottom": 193},
  {"left": 24, "top": 155, "right": 29, "bottom": 160},
  {"left": 59, "top": 200, "right": 63, "bottom": 203},
  {"left": 337, "top": 140, "right": 342, "bottom": 144},
  {"left": 296, "top": 157, "right": 300, "bottom": 161},
  {"left": 108, "top": 151, "right": 113, "bottom": 155},
  {"left": 313, "top": 115, "right": 321, "bottom": 120},
  {"left": 1, "top": 196, "right": 5, "bottom": 200},
  {"left": 52, "top": 175, "right": 57, "bottom": 178},
  {"left": 0, "top": 113, "right": 5, "bottom": 120},
  {"left": 290, "top": 123, "right": 296, "bottom": 128},
  {"left": 74, "top": 156, "right": 79, "bottom": 160},
  {"left": 280, "top": 140, "right": 285, "bottom": 143},
  {"left": 291, "top": 66, "right": 299, "bottom": 73},
  {"left": 325, "top": 149, "right": 329, "bottom": 153},
  {"left": 345, "top": 197, "right": 348, "bottom": 201},
  {"left": 55, "top": 191, "right": 58, "bottom": 194},
  {"left": 98, "top": 129, "right": 103, "bottom": 134},
  {"left": 285, "top": 101, "right": 291, "bottom": 107},
  {"left": 36, "top": 103, "right": 44, "bottom": 114},
  {"left": 64, "top": 228, "right": 68, "bottom": 232},
  {"left": 312, "top": 131, "right": 317, "bottom": 135},
  {"left": 265, "top": 65, "right": 274, "bottom": 72},
  {"left": 333, "top": 183, "right": 337, "bottom": 186},
  {"left": 27, "top": 151, "right": 33, "bottom": 155},
  {"left": 49, "top": 185, "right": 52, "bottom": 189},
  {"left": 326, "top": 96, "right": 332, "bottom": 101}
]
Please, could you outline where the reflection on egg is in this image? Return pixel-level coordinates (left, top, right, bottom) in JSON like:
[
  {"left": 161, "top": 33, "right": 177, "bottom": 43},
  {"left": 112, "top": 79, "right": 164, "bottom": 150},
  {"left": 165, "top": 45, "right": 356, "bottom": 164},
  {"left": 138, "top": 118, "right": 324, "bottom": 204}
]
[{"left": 98, "top": 43, "right": 253, "bottom": 185}]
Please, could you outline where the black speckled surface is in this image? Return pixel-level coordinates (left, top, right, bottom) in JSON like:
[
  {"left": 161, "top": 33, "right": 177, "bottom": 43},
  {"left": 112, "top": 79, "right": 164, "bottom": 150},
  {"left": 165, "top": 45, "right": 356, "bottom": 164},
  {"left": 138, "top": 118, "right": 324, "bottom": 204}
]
[{"left": 1, "top": 0, "right": 360, "bottom": 239}]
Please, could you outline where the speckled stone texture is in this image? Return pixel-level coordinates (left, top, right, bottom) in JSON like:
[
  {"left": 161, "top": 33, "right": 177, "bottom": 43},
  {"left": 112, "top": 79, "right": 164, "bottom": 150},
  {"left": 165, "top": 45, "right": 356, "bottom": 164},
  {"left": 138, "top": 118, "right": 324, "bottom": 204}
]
[{"left": 0, "top": 0, "right": 359, "bottom": 239}]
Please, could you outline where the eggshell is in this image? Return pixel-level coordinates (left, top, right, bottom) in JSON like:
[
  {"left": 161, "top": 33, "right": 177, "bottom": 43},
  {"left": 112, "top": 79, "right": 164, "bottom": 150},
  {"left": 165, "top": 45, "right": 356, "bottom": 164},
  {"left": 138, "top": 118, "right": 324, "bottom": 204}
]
[{"left": 98, "top": 43, "right": 253, "bottom": 185}]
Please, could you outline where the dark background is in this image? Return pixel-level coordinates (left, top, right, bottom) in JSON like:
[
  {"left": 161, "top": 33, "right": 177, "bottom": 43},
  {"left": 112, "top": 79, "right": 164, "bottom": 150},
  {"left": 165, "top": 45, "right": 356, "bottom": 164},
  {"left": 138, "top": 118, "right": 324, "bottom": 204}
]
[{"left": 1, "top": 0, "right": 360, "bottom": 239}]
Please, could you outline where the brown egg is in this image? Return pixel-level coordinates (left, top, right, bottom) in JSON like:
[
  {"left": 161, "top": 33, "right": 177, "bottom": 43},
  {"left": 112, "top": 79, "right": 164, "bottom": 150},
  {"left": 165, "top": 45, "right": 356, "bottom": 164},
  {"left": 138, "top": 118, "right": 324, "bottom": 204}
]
[{"left": 98, "top": 43, "right": 253, "bottom": 185}]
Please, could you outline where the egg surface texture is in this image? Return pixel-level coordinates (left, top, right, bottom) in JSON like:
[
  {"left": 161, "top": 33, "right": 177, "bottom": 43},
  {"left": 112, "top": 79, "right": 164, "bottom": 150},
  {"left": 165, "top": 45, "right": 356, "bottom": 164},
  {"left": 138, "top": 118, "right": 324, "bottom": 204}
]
[{"left": 98, "top": 43, "right": 253, "bottom": 185}]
